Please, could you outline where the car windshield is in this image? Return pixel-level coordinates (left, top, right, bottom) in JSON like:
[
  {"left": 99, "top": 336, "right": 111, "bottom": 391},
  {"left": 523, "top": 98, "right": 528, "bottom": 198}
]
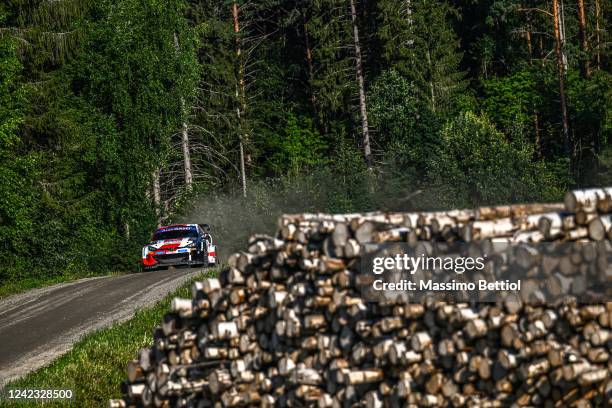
[{"left": 153, "top": 229, "right": 198, "bottom": 241}]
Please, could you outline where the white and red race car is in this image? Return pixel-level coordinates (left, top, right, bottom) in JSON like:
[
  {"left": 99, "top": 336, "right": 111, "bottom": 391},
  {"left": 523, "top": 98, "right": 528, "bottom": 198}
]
[{"left": 142, "top": 224, "right": 216, "bottom": 269}]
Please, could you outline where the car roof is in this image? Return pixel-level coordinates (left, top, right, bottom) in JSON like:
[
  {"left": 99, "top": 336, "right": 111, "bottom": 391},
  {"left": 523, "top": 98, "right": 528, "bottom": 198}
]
[{"left": 156, "top": 224, "right": 198, "bottom": 232}]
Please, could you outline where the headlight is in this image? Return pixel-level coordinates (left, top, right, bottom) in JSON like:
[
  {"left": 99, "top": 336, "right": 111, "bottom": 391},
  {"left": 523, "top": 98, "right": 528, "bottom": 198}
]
[
  {"left": 143, "top": 246, "right": 156, "bottom": 257},
  {"left": 185, "top": 240, "right": 197, "bottom": 248}
]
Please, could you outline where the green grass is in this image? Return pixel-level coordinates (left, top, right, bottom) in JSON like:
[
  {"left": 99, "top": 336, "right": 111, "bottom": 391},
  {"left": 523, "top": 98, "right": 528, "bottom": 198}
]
[{"left": 1, "top": 269, "right": 217, "bottom": 408}]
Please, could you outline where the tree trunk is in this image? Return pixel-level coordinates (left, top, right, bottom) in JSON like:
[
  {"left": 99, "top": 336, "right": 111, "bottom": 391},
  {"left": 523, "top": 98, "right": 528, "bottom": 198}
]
[
  {"left": 558, "top": 0, "right": 568, "bottom": 72},
  {"left": 595, "top": 0, "right": 601, "bottom": 70},
  {"left": 349, "top": 0, "right": 372, "bottom": 170},
  {"left": 173, "top": 33, "right": 193, "bottom": 191},
  {"left": 552, "top": 0, "right": 571, "bottom": 157},
  {"left": 403, "top": 0, "right": 413, "bottom": 47},
  {"left": 534, "top": 114, "right": 542, "bottom": 157},
  {"left": 404, "top": 0, "right": 412, "bottom": 19},
  {"left": 426, "top": 48, "right": 436, "bottom": 111},
  {"left": 152, "top": 168, "right": 161, "bottom": 226},
  {"left": 232, "top": 1, "right": 247, "bottom": 198},
  {"left": 239, "top": 135, "right": 247, "bottom": 198},
  {"left": 302, "top": 14, "right": 317, "bottom": 113},
  {"left": 539, "top": 36, "right": 545, "bottom": 69},
  {"left": 577, "top": 0, "right": 590, "bottom": 77},
  {"left": 180, "top": 120, "right": 193, "bottom": 189},
  {"left": 525, "top": 9, "right": 542, "bottom": 158},
  {"left": 525, "top": 27, "right": 532, "bottom": 56},
  {"left": 524, "top": 16, "right": 542, "bottom": 157}
]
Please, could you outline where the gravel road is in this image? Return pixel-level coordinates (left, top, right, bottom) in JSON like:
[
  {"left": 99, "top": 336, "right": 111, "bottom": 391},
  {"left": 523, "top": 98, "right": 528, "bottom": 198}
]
[{"left": 0, "top": 267, "right": 205, "bottom": 386}]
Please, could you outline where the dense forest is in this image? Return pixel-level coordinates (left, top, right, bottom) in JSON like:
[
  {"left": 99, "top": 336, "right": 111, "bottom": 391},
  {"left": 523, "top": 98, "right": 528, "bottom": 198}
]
[{"left": 0, "top": 0, "right": 609, "bottom": 284}]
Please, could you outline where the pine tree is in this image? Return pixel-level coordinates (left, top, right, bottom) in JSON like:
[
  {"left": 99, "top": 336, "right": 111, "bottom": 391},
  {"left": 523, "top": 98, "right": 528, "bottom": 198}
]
[
  {"left": 186, "top": 0, "right": 241, "bottom": 186},
  {"left": 1, "top": 0, "right": 88, "bottom": 79},
  {"left": 0, "top": 18, "right": 37, "bottom": 280},
  {"left": 307, "top": 0, "right": 354, "bottom": 136},
  {"left": 376, "top": 0, "right": 469, "bottom": 119}
]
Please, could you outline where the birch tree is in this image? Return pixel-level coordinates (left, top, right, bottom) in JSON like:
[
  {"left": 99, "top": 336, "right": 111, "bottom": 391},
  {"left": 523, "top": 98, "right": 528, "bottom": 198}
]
[
  {"left": 232, "top": 1, "right": 248, "bottom": 198},
  {"left": 152, "top": 169, "right": 162, "bottom": 225},
  {"left": 174, "top": 33, "right": 194, "bottom": 190},
  {"left": 349, "top": 0, "right": 372, "bottom": 169}
]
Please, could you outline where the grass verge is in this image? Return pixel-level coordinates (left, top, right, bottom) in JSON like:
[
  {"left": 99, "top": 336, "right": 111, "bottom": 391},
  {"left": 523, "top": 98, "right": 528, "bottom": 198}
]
[{"left": 1, "top": 269, "right": 217, "bottom": 407}]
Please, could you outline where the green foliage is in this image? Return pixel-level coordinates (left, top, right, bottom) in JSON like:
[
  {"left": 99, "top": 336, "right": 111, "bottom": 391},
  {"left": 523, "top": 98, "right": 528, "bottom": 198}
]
[
  {"left": 0, "top": 32, "right": 38, "bottom": 283},
  {"left": 323, "top": 138, "right": 375, "bottom": 212},
  {"left": 0, "top": 0, "right": 201, "bottom": 289},
  {"left": 307, "top": 0, "right": 355, "bottom": 132},
  {"left": 595, "top": 146, "right": 612, "bottom": 187},
  {"left": 428, "top": 112, "right": 566, "bottom": 206},
  {"left": 0, "top": 36, "right": 24, "bottom": 146},
  {"left": 369, "top": 69, "right": 438, "bottom": 173},
  {"left": 268, "top": 114, "right": 327, "bottom": 176},
  {"left": 376, "top": 0, "right": 472, "bottom": 119},
  {"left": 483, "top": 67, "right": 540, "bottom": 134},
  {"left": 566, "top": 70, "right": 612, "bottom": 180}
]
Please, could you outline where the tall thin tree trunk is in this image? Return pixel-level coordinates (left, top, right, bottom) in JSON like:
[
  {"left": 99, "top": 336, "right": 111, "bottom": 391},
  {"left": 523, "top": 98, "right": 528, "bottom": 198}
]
[
  {"left": 404, "top": 0, "right": 412, "bottom": 19},
  {"left": 534, "top": 114, "right": 542, "bottom": 157},
  {"left": 525, "top": 28, "right": 532, "bottom": 56},
  {"left": 553, "top": 0, "right": 571, "bottom": 157},
  {"left": 302, "top": 14, "right": 317, "bottom": 113},
  {"left": 232, "top": 1, "right": 247, "bottom": 198},
  {"left": 523, "top": 12, "right": 542, "bottom": 157},
  {"left": 404, "top": 0, "right": 414, "bottom": 49},
  {"left": 559, "top": 0, "right": 568, "bottom": 72},
  {"left": 349, "top": 0, "right": 372, "bottom": 170},
  {"left": 232, "top": 2, "right": 247, "bottom": 114},
  {"left": 180, "top": 121, "right": 193, "bottom": 188},
  {"left": 539, "top": 36, "right": 545, "bottom": 69},
  {"left": 595, "top": 0, "right": 601, "bottom": 70},
  {"left": 173, "top": 33, "right": 193, "bottom": 190},
  {"left": 426, "top": 48, "right": 436, "bottom": 112},
  {"left": 577, "top": 0, "right": 590, "bottom": 77},
  {"left": 152, "top": 169, "right": 161, "bottom": 226}
]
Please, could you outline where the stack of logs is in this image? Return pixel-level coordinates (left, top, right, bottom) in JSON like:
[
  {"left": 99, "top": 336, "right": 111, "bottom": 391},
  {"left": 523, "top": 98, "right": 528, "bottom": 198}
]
[{"left": 110, "top": 188, "right": 612, "bottom": 407}]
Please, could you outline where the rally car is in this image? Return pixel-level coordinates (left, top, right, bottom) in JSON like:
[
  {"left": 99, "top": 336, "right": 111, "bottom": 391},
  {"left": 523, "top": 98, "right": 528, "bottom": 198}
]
[{"left": 142, "top": 224, "right": 217, "bottom": 270}]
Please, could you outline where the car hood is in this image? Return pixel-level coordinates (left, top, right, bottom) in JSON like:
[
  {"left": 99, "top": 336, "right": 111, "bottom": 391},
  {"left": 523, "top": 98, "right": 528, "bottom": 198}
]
[{"left": 147, "top": 238, "right": 194, "bottom": 250}]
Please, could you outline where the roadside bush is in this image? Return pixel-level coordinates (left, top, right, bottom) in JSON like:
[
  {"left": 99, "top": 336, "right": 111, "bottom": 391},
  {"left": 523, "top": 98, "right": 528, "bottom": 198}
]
[{"left": 427, "top": 111, "right": 567, "bottom": 207}]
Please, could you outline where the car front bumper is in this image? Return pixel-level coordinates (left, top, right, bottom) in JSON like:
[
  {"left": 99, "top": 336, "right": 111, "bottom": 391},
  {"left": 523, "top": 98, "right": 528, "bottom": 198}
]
[{"left": 143, "top": 248, "right": 203, "bottom": 268}]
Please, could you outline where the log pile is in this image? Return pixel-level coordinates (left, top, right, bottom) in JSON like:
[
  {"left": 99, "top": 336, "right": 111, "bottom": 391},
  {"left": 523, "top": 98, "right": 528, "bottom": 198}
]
[{"left": 110, "top": 188, "right": 612, "bottom": 408}]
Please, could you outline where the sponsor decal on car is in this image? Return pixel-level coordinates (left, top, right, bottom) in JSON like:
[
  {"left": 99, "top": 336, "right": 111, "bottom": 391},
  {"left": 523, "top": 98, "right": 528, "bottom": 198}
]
[{"left": 157, "top": 226, "right": 196, "bottom": 232}]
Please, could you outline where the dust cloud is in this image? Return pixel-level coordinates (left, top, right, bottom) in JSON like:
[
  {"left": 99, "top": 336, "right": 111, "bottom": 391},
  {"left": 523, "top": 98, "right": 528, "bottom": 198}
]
[
  {"left": 177, "top": 180, "right": 334, "bottom": 261},
  {"left": 177, "top": 176, "right": 452, "bottom": 262}
]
